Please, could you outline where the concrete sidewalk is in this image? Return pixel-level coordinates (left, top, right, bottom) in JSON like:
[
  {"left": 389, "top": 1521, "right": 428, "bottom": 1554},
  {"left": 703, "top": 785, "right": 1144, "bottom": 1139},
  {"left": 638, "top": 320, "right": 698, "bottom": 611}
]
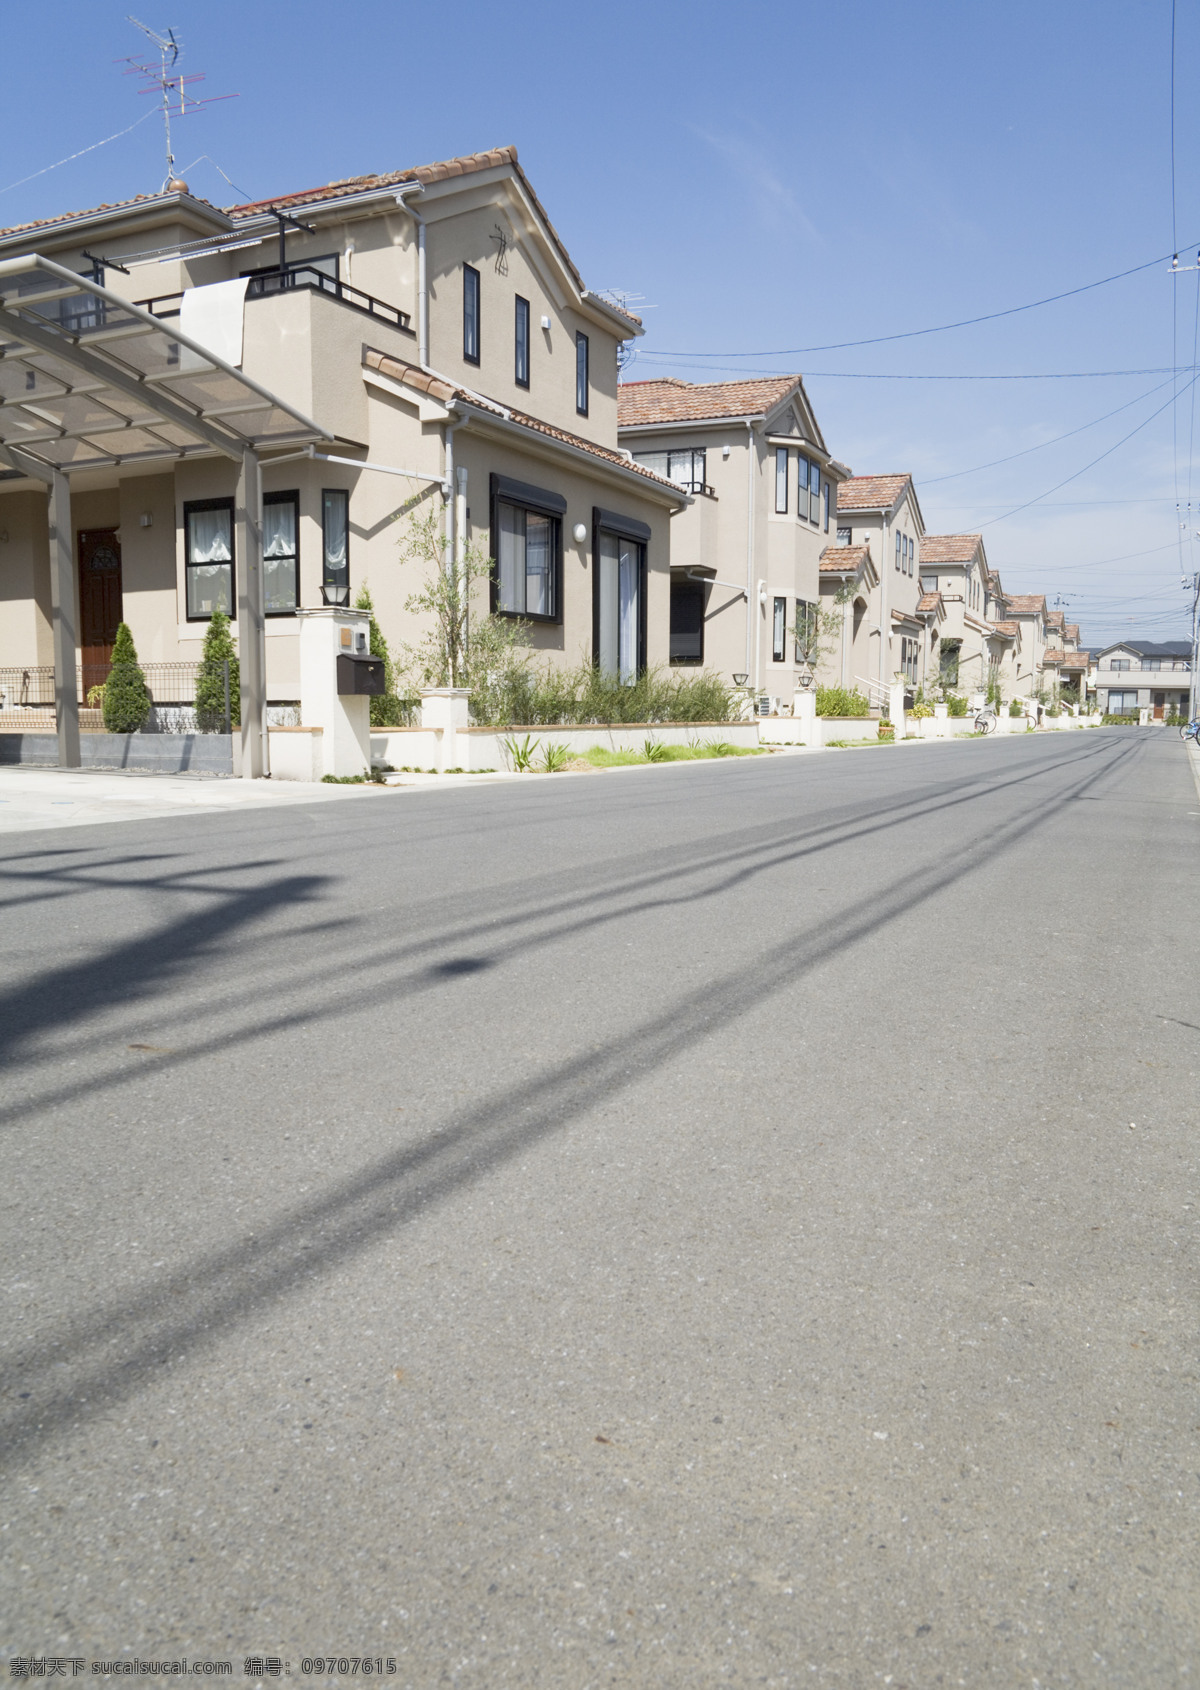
[{"left": 0, "top": 766, "right": 385, "bottom": 833}]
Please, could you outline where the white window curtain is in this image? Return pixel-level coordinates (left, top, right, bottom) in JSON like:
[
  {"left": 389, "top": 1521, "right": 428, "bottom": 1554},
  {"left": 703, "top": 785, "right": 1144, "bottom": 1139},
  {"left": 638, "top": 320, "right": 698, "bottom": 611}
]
[
  {"left": 188, "top": 508, "right": 231, "bottom": 564},
  {"left": 498, "top": 503, "right": 522, "bottom": 612},
  {"left": 525, "top": 513, "right": 552, "bottom": 617},
  {"left": 263, "top": 501, "right": 295, "bottom": 559},
  {"left": 618, "top": 539, "right": 639, "bottom": 685},
  {"left": 599, "top": 530, "right": 641, "bottom": 684},
  {"left": 322, "top": 490, "right": 349, "bottom": 605}
]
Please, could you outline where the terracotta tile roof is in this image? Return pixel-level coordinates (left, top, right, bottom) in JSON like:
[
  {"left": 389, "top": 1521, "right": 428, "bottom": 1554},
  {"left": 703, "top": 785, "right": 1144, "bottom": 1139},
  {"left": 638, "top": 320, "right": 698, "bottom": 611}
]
[
  {"left": 916, "top": 591, "right": 943, "bottom": 613},
  {"left": 362, "top": 347, "right": 683, "bottom": 496},
  {"left": 1042, "top": 650, "right": 1064, "bottom": 665},
  {"left": 990, "top": 620, "right": 1019, "bottom": 637},
  {"left": 1045, "top": 609, "right": 1066, "bottom": 630},
  {"left": 819, "top": 543, "right": 871, "bottom": 573},
  {"left": 0, "top": 187, "right": 220, "bottom": 240},
  {"left": 837, "top": 474, "right": 912, "bottom": 512},
  {"left": 1065, "top": 623, "right": 1080, "bottom": 642},
  {"left": 1060, "top": 651, "right": 1089, "bottom": 668},
  {"left": 618, "top": 375, "right": 802, "bottom": 426},
  {"left": 1005, "top": 593, "right": 1047, "bottom": 615},
  {"left": 919, "top": 533, "right": 981, "bottom": 563}
]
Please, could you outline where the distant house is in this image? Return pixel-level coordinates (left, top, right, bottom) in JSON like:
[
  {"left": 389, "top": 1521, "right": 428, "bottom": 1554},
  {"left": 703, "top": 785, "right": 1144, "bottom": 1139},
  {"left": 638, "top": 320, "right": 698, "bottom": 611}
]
[
  {"left": 917, "top": 533, "right": 1013, "bottom": 697},
  {"left": 1093, "top": 640, "right": 1192, "bottom": 718},
  {"left": 617, "top": 375, "right": 849, "bottom": 700},
  {"left": 821, "top": 474, "right": 935, "bottom": 704}
]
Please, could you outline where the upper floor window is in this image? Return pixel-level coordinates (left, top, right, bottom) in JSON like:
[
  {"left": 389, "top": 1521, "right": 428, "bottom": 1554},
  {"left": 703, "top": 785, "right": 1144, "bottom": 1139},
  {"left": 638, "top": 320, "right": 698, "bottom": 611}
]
[
  {"left": 632, "top": 447, "right": 707, "bottom": 493},
  {"left": 575, "top": 332, "right": 589, "bottom": 415},
  {"left": 184, "top": 498, "right": 234, "bottom": 622},
  {"left": 775, "top": 448, "right": 789, "bottom": 513},
  {"left": 895, "top": 533, "right": 902, "bottom": 572},
  {"left": 463, "top": 265, "right": 480, "bottom": 365},
  {"left": 1108, "top": 657, "right": 1131, "bottom": 671},
  {"left": 823, "top": 480, "right": 830, "bottom": 532},
  {"left": 322, "top": 489, "right": 349, "bottom": 606},
  {"left": 263, "top": 491, "right": 299, "bottom": 616},
  {"left": 808, "top": 462, "right": 821, "bottom": 524},
  {"left": 514, "top": 295, "right": 530, "bottom": 388},
  {"left": 837, "top": 526, "right": 852, "bottom": 546}
]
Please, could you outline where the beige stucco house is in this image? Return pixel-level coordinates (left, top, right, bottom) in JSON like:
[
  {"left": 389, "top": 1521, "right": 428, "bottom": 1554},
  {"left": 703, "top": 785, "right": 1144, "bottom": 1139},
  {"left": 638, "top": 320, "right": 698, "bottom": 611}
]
[
  {"left": 0, "top": 145, "right": 684, "bottom": 772},
  {"left": 917, "top": 533, "right": 1011, "bottom": 697},
  {"left": 617, "top": 375, "right": 849, "bottom": 702},
  {"left": 819, "top": 474, "right": 936, "bottom": 702}
]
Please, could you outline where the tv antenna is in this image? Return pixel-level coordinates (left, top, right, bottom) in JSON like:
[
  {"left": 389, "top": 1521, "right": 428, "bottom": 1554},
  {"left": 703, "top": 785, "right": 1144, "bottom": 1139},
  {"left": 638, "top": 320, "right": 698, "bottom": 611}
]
[{"left": 122, "top": 17, "right": 238, "bottom": 192}]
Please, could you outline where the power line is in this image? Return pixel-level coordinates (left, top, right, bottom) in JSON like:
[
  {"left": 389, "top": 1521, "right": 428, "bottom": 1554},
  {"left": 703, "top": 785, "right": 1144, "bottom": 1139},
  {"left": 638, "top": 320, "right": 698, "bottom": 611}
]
[
  {"left": 632, "top": 357, "right": 1190, "bottom": 381},
  {"left": 968, "top": 370, "right": 1200, "bottom": 528},
  {"left": 0, "top": 107, "right": 156, "bottom": 199},
  {"left": 637, "top": 247, "right": 1192, "bottom": 360},
  {"left": 921, "top": 374, "right": 1180, "bottom": 484}
]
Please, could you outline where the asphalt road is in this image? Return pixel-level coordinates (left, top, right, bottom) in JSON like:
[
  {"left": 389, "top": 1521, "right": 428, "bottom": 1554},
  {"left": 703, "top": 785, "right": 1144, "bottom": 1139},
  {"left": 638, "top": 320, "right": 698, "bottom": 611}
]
[{"left": 2, "top": 729, "right": 1197, "bottom": 1688}]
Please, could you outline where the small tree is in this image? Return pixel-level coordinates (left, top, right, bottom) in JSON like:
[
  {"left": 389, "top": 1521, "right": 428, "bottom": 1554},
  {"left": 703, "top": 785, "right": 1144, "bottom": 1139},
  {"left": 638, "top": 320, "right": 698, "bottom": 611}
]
[
  {"left": 397, "top": 505, "right": 528, "bottom": 700},
  {"left": 791, "top": 586, "right": 853, "bottom": 680},
  {"left": 102, "top": 622, "right": 152, "bottom": 733},
  {"left": 194, "top": 608, "right": 240, "bottom": 731},
  {"left": 353, "top": 583, "right": 408, "bottom": 726}
]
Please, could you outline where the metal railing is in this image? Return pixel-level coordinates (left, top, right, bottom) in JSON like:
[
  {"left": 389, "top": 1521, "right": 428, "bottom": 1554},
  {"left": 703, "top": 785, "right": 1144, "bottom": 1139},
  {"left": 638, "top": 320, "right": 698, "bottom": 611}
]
[
  {"left": 137, "top": 266, "right": 414, "bottom": 336},
  {"left": 0, "top": 662, "right": 232, "bottom": 733},
  {"left": 854, "top": 675, "right": 890, "bottom": 711}
]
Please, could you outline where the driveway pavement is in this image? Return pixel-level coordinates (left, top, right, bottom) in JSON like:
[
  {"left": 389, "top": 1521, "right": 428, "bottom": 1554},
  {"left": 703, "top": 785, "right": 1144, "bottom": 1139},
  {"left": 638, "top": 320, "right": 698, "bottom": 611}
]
[{"left": 1, "top": 728, "right": 1196, "bottom": 1686}]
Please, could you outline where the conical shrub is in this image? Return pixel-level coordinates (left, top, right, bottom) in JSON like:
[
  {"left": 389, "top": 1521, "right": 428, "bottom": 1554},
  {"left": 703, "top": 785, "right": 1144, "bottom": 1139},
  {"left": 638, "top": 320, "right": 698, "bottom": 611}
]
[
  {"left": 102, "top": 622, "right": 152, "bottom": 733},
  {"left": 195, "top": 609, "right": 240, "bottom": 731}
]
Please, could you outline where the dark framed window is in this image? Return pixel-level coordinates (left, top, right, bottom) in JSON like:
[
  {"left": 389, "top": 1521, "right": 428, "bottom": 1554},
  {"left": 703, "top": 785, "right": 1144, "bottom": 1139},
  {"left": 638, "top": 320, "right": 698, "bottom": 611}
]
[
  {"left": 808, "top": 462, "right": 821, "bottom": 524},
  {"left": 837, "top": 525, "right": 852, "bottom": 546},
  {"left": 772, "top": 596, "right": 787, "bottom": 663},
  {"left": 491, "top": 475, "right": 565, "bottom": 621},
  {"left": 823, "top": 481, "right": 830, "bottom": 532},
  {"left": 575, "top": 331, "right": 589, "bottom": 415},
  {"left": 322, "top": 488, "right": 349, "bottom": 606},
  {"left": 795, "top": 598, "right": 818, "bottom": 664},
  {"left": 463, "top": 264, "right": 480, "bottom": 365},
  {"left": 515, "top": 295, "right": 530, "bottom": 388},
  {"left": 262, "top": 491, "right": 299, "bottom": 616},
  {"left": 594, "top": 509, "right": 648, "bottom": 683},
  {"left": 670, "top": 576, "right": 706, "bottom": 665},
  {"left": 775, "top": 448, "right": 789, "bottom": 513},
  {"left": 184, "top": 497, "right": 234, "bottom": 621},
  {"left": 895, "top": 533, "right": 902, "bottom": 572},
  {"left": 797, "top": 454, "right": 809, "bottom": 513}
]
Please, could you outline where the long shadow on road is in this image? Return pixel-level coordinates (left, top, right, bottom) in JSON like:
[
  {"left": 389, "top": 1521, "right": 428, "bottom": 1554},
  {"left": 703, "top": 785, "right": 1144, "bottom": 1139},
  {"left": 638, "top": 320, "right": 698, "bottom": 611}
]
[{"left": 0, "top": 730, "right": 1140, "bottom": 1469}]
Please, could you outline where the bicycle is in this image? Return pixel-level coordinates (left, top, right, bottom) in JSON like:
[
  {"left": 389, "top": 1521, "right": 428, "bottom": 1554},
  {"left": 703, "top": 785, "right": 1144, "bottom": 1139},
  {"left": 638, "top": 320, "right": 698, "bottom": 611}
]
[
  {"left": 1180, "top": 717, "right": 1200, "bottom": 742},
  {"left": 974, "top": 708, "right": 999, "bottom": 734}
]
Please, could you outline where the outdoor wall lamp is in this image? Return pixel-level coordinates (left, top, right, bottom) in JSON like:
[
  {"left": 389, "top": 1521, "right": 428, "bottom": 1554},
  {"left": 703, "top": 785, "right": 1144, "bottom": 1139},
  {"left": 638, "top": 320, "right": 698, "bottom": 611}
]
[
  {"left": 572, "top": 522, "right": 587, "bottom": 544},
  {"left": 732, "top": 672, "right": 749, "bottom": 687}
]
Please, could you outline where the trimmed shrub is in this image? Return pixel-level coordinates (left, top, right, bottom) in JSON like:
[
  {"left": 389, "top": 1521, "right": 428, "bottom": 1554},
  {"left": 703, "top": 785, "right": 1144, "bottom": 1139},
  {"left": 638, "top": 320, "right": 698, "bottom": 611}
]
[
  {"left": 945, "top": 692, "right": 969, "bottom": 717},
  {"left": 101, "top": 623, "right": 151, "bottom": 733},
  {"left": 194, "top": 609, "right": 240, "bottom": 731},
  {"left": 1008, "top": 698, "right": 1025, "bottom": 718},
  {"left": 815, "top": 686, "right": 871, "bottom": 718},
  {"left": 354, "top": 584, "right": 413, "bottom": 726},
  {"left": 1102, "top": 713, "right": 1141, "bottom": 724}
]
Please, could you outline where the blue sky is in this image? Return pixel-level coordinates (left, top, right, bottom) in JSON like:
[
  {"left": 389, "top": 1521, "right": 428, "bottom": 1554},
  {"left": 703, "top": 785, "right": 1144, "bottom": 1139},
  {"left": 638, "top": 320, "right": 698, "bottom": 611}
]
[{"left": 3, "top": 0, "right": 1197, "bottom": 646}]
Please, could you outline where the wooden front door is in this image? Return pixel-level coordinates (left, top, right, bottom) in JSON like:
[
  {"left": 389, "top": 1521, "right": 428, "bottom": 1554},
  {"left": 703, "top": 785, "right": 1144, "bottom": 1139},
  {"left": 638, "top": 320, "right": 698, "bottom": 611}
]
[
  {"left": 1153, "top": 691, "right": 1165, "bottom": 719},
  {"left": 78, "top": 528, "right": 123, "bottom": 673}
]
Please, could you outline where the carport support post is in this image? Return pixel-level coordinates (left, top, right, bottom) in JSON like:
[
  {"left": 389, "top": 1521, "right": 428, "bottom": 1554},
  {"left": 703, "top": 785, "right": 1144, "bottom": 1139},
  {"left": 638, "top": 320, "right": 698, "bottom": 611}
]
[
  {"left": 237, "top": 448, "right": 269, "bottom": 778},
  {"left": 49, "top": 469, "right": 80, "bottom": 769}
]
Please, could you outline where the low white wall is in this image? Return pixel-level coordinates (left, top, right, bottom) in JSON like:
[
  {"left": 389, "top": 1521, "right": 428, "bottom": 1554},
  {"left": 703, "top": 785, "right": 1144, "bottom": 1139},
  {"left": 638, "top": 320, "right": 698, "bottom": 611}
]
[
  {"left": 371, "top": 720, "right": 761, "bottom": 773},
  {"left": 267, "top": 726, "right": 324, "bottom": 781}
]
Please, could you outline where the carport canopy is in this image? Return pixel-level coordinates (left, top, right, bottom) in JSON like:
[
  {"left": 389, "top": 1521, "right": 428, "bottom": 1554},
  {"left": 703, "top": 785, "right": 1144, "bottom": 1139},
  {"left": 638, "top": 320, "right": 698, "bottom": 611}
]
[{"left": 0, "top": 255, "right": 334, "bottom": 775}]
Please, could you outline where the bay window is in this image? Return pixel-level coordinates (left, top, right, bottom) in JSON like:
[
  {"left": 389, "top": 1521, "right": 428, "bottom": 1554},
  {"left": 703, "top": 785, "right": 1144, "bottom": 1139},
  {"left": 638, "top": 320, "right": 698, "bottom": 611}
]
[{"left": 492, "top": 475, "right": 564, "bottom": 620}]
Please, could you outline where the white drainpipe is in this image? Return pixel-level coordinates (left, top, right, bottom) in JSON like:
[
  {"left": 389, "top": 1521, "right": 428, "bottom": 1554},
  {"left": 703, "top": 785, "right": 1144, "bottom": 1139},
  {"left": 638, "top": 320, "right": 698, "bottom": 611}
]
[
  {"left": 745, "top": 420, "right": 756, "bottom": 683},
  {"left": 395, "top": 185, "right": 429, "bottom": 367}
]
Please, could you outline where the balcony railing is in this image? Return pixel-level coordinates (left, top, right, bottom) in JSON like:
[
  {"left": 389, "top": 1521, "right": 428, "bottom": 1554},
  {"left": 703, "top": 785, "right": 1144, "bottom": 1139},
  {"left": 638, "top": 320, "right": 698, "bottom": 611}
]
[
  {"left": 1100, "top": 663, "right": 1191, "bottom": 675},
  {"left": 137, "top": 266, "right": 414, "bottom": 336}
]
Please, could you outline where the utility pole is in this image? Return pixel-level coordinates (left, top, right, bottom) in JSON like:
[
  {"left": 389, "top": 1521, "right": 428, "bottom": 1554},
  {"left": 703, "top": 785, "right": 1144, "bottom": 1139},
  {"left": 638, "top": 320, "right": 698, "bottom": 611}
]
[{"left": 1188, "top": 571, "right": 1200, "bottom": 722}]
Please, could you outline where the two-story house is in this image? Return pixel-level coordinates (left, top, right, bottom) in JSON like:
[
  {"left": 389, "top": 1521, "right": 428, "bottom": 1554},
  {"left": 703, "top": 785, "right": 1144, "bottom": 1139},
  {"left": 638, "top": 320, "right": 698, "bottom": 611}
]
[
  {"left": 0, "top": 146, "right": 685, "bottom": 772},
  {"left": 1002, "top": 594, "right": 1050, "bottom": 701},
  {"left": 1093, "top": 640, "right": 1192, "bottom": 718},
  {"left": 616, "top": 375, "right": 849, "bottom": 702},
  {"left": 821, "top": 474, "right": 934, "bottom": 703},
  {"left": 916, "top": 533, "right": 1010, "bottom": 697}
]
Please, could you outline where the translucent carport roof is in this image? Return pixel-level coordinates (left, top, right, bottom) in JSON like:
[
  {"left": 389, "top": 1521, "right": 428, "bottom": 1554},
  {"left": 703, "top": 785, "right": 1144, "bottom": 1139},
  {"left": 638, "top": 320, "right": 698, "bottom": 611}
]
[{"left": 0, "top": 255, "right": 330, "bottom": 479}]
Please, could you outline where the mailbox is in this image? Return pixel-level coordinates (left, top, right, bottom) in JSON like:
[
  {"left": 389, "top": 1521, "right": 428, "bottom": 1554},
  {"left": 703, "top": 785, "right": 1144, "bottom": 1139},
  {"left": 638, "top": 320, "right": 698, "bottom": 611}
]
[{"left": 336, "top": 652, "right": 386, "bottom": 696}]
